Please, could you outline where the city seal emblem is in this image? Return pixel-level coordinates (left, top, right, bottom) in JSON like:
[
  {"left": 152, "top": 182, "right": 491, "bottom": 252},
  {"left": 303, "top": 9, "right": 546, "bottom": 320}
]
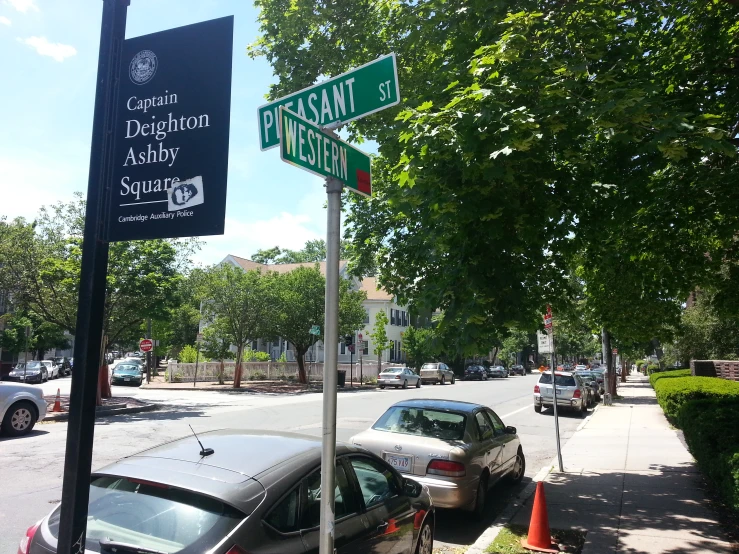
[{"left": 129, "top": 50, "right": 157, "bottom": 85}]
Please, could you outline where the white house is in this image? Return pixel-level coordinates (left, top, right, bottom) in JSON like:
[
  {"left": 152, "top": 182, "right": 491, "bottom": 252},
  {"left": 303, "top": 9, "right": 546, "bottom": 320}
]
[{"left": 218, "top": 255, "right": 412, "bottom": 365}]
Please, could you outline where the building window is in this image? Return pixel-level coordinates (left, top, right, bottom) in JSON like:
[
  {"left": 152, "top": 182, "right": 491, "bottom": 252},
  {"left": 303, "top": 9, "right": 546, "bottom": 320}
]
[
  {"left": 340, "top": 342, "right": 346, "bottom": 355},
  {"left": 363, "top": 310, "right": 370, "bottom": 324},
  {"left": 402, "top": 311, "right": 408, "bottom": 327},
  {"left": 389, "top": 341, "right": 396, "bottom": 361},
  {"left": 362, "top": 341, "right": 369, "bottom": 356},
  {"left": 390, "top": 309, "right": 396, "bottom": 326}
]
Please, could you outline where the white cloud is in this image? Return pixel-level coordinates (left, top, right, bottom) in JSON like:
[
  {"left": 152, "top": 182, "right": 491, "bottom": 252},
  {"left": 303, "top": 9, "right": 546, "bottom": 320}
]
[
  {"left": 4, "top": 0, "right": 38, "bottom": 12},
  {"left": 0, "top": 16, "right": 11, "bottom": 25},
  {"left": 18, "top": 36, "right": 76, "bottom": 62}
]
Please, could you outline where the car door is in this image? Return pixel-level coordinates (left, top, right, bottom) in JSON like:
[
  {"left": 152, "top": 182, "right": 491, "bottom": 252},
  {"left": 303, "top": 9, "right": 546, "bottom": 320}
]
[
  {"left": 346, "top": 455, "right": 415, "bottom": 554},
  {"left": 403, "top": 369, "right": 416, "bottom": 386},
  {"left": 486, "top": 409, "right": 518, "bottom": 475},
  {"left": 299, "top": 460, "right": 369, "bottom": 554},
  {"left": 473, "top": 410, "right": 503, "bottom": 482}
]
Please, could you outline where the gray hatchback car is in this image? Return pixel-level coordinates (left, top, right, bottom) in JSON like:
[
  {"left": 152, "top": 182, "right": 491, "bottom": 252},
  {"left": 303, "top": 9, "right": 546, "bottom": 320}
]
[{"left": 22, "top": 430, "right": 434, "bottom": 554}]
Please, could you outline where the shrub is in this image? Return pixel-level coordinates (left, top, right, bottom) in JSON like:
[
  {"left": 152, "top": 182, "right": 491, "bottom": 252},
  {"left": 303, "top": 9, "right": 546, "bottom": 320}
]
[
  {"left": 249, "top": 370, "right": 267, "bottom": 381},
  {"left": 649, "top": 369, "right": 691, "bottom": 387},
  {"left": 178, "top": 344, "right": 199, "bottom": 363},
  {"left": 678, "top": 398, "right": 739, "bottom": 513},
  {"left": 652, "top": 374, "right": 739, "bottom": 420}
]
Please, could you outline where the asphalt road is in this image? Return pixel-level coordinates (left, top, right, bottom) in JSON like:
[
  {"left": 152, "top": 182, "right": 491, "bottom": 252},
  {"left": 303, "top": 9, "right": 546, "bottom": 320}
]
[{"left": 1, "top": 372, "right": 587, "bottom": 553}]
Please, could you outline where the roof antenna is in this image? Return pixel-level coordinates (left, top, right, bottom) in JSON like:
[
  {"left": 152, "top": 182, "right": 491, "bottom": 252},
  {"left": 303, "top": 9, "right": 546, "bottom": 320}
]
[{"left": 189, "top": 424, "right": 214, "bottom": 457}]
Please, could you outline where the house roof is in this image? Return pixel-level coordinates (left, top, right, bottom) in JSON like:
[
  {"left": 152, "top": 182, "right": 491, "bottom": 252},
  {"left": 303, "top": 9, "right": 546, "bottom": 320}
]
[
  {"left": 225, "top": 255, "right": 346, "bottom": 277},
  {"left": 360, "top": 276, "right": 394, "bottom": 301}
]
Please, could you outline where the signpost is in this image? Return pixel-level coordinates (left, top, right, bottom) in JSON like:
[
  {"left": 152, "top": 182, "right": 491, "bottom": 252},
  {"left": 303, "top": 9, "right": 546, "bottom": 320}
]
[
  {"left": 544, "top": 304, "right": 564, "bottom": 472},
  {"left": 259, "top": 53, "right": 399, "bottom": 150},
  {"left": 57, "top": 6, "right": 233, "bottom": 553},
  {"left": 279, "top": 107, "right": 372, "bottom": 196},
  {"left": 265, "top": 55, "right": 397, "bottom": 554},
  {"left": 139, "top": 338, "right": 153, "bottom": 352}
]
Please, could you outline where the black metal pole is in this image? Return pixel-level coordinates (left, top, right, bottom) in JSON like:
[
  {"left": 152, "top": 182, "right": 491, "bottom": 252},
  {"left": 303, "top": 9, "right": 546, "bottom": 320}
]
[{"left": 57, "top": 2, "right": 128, "bottom": 553}]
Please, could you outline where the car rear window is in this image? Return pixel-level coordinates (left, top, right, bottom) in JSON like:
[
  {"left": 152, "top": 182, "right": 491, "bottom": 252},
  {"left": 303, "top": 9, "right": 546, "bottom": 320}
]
[
  {"left": 372, "top": 406, "right": 466, "bottom": 441},
  {"left": 538, "top": 374, "right": 577, "bottom": 387},
  {"left": 47, "top": 476, "right": 245, "bottom": 553}
]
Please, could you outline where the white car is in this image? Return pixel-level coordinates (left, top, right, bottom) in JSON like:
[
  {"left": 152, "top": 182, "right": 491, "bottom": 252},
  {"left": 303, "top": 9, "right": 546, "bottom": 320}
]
[
  {"left": 1, "top": 382, "right": 48, "bottom": 436},
  {"left": 41, "top": 360, "right": 60, "bottom": 379},
  {"left": 378, "top": 367, "right": 421, "bottom": 389},
  {"left": 419, "top": 362, "right": 456, "bottom": 385}
]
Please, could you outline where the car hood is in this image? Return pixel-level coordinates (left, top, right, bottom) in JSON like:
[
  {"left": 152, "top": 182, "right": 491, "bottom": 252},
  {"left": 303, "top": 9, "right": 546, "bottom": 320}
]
[{"left": 0, "top": 382, "right": 44, "bottom": 397}]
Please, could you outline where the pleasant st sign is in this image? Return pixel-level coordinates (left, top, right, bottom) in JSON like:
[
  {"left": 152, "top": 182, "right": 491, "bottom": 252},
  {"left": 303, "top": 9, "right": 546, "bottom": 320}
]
[
  {"left": 258, "top": 53, "right": 399, "bottom": 151},
  {"left": 279, "top": 107, "right": 371, "bottom": 196}
]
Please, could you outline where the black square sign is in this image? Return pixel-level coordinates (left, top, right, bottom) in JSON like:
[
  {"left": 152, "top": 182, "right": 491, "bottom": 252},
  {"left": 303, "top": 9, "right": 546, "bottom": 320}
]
[{"left": 108, "top": 16, "right": 233, "bottom": 241}]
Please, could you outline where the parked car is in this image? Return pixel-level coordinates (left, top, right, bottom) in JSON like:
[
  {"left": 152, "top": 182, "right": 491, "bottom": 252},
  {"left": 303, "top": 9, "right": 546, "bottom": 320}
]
[
  {"left": 4, "top": 362, "right": 48, "bottom": 384},
  {"left": 486, "top": 365, "right": 508, "bottom": 378},
  {"left": 509, "top": 364, "right": 526, "bottom": 376},
  {"left": 463, "top": 365, "right": 488, "bottom": 381},
  {"left": 378, "top": 367, "right": 421, "bottom": 389},
  {"left": 1, "top": 382, "right": 47, "bottom": 436},
  {"left": 42, "top": 360, "right": 60, "bottom": 380},
  {"left": 110, "top": 363, "right": 143, "bottom": 387},
  {"left": 351, "top": 399, "right": 525, "bottom": 518},
  {"left": 120, "top": 357, "right": 145, "bottom": 372},
  {"left": 19, "top": 430, "right": 435, "bottom": 554},
  {"left": 51, "top": 357, "right": 72, "bottom": 376},
  {"left": 574, "top": 370, "right": 601, "bottom": 403},
  {"left": 533, "top": 371, "right": 589, "bottom": 416},
  {"left": 419, "top": 362, "right": 455, "bottom": 385}
]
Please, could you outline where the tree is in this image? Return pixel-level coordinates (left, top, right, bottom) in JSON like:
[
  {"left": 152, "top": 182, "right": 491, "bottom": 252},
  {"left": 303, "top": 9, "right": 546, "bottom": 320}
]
[
  {"left": 199, "top": 264, "right": 273, "bottom": 388},
  {"left": 499, "top": 328, "right": 532, "bottom": 367},
  {"left": 0, "top": 313, "right": 33, "bottom": 358},
  {"left": 250, "top": 0, "right": 739, "bottom": 357},
  {"left": 370, "top": 310, "right": 393, "bottom": 373},
  {"left": 0, "top": 311, "right": 70, "bottom": 361},
  {"left": 252, "top": 239, "right": 352, "bottom": 265},
  {"left": 269, "top": 265, "right": 366, "bottom": 383},
  {"left": 401, "top": 326, "right": 433, "bottom": 370},
  {"left": 200, "top": 319, "right": 234, "bottom": 385}
]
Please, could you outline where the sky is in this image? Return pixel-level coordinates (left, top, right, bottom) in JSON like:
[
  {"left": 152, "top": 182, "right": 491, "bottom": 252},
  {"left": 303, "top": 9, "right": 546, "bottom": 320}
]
[{"left": 0, "top": 0, "right": 372, "bottom": 265}]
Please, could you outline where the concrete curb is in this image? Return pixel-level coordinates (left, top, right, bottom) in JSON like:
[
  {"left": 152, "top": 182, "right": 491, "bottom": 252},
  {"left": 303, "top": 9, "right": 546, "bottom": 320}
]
[
  {"left": 464, "top": 403, "right": 601, "bottom": 553},
  {"left": 44, "top": 403, "right": 160, "bottom": 422}
]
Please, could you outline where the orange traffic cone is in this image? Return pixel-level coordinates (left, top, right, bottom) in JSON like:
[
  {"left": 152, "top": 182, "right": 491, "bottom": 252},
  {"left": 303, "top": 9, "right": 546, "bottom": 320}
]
[
  {"left": 521, "top": 482, "right": 557, "bottom": 552},
  {"left": 52, "top": 389, "right": 62, "bottom": 412}
]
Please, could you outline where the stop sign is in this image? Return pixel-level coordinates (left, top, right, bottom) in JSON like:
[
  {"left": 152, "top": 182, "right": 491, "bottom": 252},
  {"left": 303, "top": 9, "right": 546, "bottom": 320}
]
[{"left": 139, "top": 339, "right": 153, "bottom": 352}]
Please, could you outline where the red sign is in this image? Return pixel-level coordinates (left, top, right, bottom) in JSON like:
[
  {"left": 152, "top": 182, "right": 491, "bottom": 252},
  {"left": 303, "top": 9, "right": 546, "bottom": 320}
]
[
  {"left": 358, "top": 333, "right": 363, "bottom": 340},
  {"left": 139, "top": 339, "right": 153, "bottom": 352},
  {"left": 543, "top": 304, "right": 553, "bottom": 330},
  {"left": 348, "top": 344, "right": 355, "bottom": 353},
  {"left": 612, "top": 348, "right": 618, "bottom": 355}
]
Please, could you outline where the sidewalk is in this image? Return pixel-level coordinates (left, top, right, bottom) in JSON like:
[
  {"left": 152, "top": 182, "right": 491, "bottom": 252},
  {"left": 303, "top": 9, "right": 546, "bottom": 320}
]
[{"left": 508, "top": 374, "right": 737, "bottom": 554}]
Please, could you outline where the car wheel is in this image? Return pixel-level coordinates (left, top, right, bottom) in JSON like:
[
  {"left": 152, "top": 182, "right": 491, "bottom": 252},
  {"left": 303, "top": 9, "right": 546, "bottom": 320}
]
[
  {"left": 509, "top": 448, "right": 526, "bottom": 484},
  {"left": 451, "top": 375, "right": 455, "bottom": 384},
  {"left": 416, "top": 378, "right": 421, "bottom": 388},
  {"left": 440, "top": 376, "right": 446, "bottom": 385},
  {"left": 534, "top": 404, "right": 542, "bottom": 413},
  {"left": 402, "top": 379, "right": 408, "bottom": 389},
  {"left": 580, "top": 402, "right": 588, "bottom": 417},
  {"left": 2, "top": 401, "right": 37, "bottom": 437},
  {"left": 379, "top": 385, "right": 385, "bottom": 389},
  {"left": 473, "top": 474, "right": 488, "bottom": 519},
  {"left": 415, "top": 517, "right": 433, "bottom": 554}
]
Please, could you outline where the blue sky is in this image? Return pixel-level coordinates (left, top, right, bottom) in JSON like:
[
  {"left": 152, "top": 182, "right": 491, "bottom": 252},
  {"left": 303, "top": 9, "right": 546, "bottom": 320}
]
[{"left": 0, "top": 0, "right": 370, "bottom": 265}]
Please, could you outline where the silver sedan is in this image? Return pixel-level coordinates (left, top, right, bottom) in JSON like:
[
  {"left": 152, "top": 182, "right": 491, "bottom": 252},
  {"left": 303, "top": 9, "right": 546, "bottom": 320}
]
[
  {"left": 378, "top": 367, "right": 421, "bottom": 389},
  {"left": 350, "top": 399, "right": 525, "bottom": 518}
]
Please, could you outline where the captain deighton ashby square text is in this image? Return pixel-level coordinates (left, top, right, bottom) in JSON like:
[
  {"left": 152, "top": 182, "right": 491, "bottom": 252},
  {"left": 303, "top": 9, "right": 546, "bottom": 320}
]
[{"left": 119, "top": 90, "right": 209, "bottom": 204}]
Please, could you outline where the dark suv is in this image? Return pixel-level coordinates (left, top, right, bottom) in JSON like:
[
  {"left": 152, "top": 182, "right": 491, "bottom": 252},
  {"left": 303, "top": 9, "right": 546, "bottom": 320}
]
[{"left": 509, "top": 365, "right": 526, "bottom": 376}]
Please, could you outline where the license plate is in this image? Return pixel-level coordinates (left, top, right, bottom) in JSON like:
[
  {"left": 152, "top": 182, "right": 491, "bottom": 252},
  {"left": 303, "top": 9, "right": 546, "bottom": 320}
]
[
  {"left": 124, "top": 377, "right": 131, "bottom": 381},
  {"left": 384, "top": 454, "right": 412, "bottom": 472}
]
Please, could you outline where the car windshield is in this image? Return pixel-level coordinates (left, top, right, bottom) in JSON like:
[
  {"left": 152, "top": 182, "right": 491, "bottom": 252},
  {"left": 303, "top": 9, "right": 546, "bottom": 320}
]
[
  {"left": 539, "top": 374, "right": 578, "bottom": 387},
  {"left": 373, "top": 406, "right": 466, "bottom": 441},
  {"left": 47, "top": 476, "right": 245, "bottom": 553},
  {"left": 383, "top": 368, "right": 403, "bottom": 374},
  {"left": 26, "top": 361, "right": 43, "bottom": 369},
  {"left": 421, "top": 364, "right": 439, "bottom": 370},
  {"left": 115, "top": 365, "right": 140, "bottom": 374}
]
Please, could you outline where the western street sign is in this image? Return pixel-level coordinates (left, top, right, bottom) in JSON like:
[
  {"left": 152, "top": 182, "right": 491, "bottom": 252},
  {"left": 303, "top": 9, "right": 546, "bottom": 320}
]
[
  {"left": 279, "top": 107, "right": 371, "bottom": 196},
  {"left": 108, "top": 16, "right": 234, "bottom": 242},
  {"left": 309, "top": 325, "right": 321, "bottom": 336},
  {"left": 259, "top": 53, "right": 399, "bottom": 151},
  {"left": 139, "top": 338, "right": 153, "bottom": 352}
]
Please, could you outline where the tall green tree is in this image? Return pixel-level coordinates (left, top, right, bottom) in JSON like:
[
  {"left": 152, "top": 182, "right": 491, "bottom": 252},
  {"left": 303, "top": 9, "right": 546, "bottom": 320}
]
[
  {"left": 369, "top": 310, "right": 393, "bottom": 373},
  {"left": 252, "top": 239, "right": 351, "bottom": 265},
  {"left": 199, "top": 265, "right": 273, "bottom": 388},
  {"left": 269, "top": 265, "right": 367, "bottom": 383},
  {"left": 401, "top": 325, "right": 433, "bottom": 370}
]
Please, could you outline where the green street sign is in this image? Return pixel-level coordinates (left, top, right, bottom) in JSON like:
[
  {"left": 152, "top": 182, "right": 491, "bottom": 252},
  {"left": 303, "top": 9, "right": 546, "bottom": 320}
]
[
  {"left": 279, "top": 107, "right": 371, "bottom": 197},
  {"left": 309, "top": 325, "right": 321, "bottom": 336},
  {"left": 259, "top": 54, "right": 399, "bottom": 151}
]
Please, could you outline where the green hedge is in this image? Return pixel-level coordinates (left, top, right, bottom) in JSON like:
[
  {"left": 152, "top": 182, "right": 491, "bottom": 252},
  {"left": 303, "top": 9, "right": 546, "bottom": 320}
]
[
  {"left": 653, "top": 373, "right": 739, "bottom": 420},
  {"left": 678, "top": 399, "right": 739, "bottom": 512},
  {"left": 651, "top": 370, "right": 739, "bottom": 514}
]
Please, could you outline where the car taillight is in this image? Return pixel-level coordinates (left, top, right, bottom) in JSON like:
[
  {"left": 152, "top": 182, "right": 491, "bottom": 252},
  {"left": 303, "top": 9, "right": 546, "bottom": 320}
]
[
  {"left": 18, "top": 522, "right": 40, "bottom": 554},
  {"left": 427, "top": 459, "right": 466, "bottom": 477},
  {"left": 573, "top": 389, "right": 581, "bottom": 399},
  {"left": 226, "top": 547, "right": 249, "bottom": 554},
  {"left": 534, "top": 385, "right": 540, "bottom": 393},
  {"left": 395, "top": 375, "right": 402, "bottom": 379}
]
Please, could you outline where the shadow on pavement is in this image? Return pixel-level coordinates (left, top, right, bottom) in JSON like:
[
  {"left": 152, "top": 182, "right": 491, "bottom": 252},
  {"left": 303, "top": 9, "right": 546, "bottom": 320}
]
[
  {"left": 94, "top": 406, "right": 208, "bottom": 425},
  {"left": 0, "top": 428, "right": 49, "bottom": 441},
  {"left": 434, "top": 478, "right": 530, "bottom": 547}
]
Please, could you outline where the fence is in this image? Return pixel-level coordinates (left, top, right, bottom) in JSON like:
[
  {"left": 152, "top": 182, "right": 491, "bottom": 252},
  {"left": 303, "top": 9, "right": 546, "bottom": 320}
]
[
  {"left": 166, "top": 359, "right": 400, "bottom": 384},
  {"left": 690, "top": 360, "right": 739, "bottom": 382}
]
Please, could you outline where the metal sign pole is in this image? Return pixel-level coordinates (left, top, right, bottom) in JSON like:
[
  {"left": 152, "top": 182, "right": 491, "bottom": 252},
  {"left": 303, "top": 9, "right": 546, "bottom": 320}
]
[
  {"left": 550, "top": 331, "right": 564, "bottom": 472},
  {"left": 23, "top": 325, "right": 30, "bottom": 381},
  {"left": 319, "top": 176, "right": 342, "bottom": 554},
  {"left": 57, "top": 2, "right": 128, "bottom": 552}
]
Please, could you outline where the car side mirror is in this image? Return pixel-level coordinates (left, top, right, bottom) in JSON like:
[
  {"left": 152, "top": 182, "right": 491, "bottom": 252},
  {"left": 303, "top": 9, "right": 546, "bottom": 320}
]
[
  {"left": 403, "top": 477, "right": 423, "bottom": 498},
  {"left": 505, "top": 426, "right": 517, "bottom": 435}
]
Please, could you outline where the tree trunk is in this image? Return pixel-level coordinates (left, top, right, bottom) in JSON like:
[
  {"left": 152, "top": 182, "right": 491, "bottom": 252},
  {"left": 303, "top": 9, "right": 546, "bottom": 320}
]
[
  {"left": 602, "top": 329, "right": 617, "bottom": 396},
  {"left": 491, "top": 347, "right": 499, "bottom": 365},
  {"left": 620, "top": 358, "right": 627, "bottom": 382},
  {"left": 296, "top": 347, "right": 308, "bottom": 384},
  {"left": 233, "top": 345, "right": 243, "bottom": 388},
  {"left": 378, "top": 351, "right": 382, "bottom": 376},
  {"left": 97, "top": 363, "right": 111, "bottom": 406},
  {"left": 218, "top": 358, "right": 225, "bottom": 385}
]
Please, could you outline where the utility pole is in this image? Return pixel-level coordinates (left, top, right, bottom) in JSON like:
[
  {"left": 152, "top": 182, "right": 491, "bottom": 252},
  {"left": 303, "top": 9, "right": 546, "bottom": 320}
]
[
  {"left": 319, "top": 175, "right": 342, "bottom": 554},
  {"left": 22, "top": 325, "right": 31, "bottom": 381},
  {"left": 146, "top": 317, "right": 152, "bottom": 384}
]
